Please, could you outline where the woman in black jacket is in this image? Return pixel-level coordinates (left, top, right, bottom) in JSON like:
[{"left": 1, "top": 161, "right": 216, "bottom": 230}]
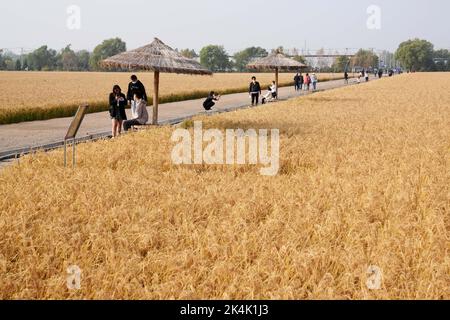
[{"left": 109, "top": 85, "right": 127, "bottom": 137}]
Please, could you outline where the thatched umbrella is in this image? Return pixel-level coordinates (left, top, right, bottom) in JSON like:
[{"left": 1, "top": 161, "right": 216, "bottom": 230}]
[
  {"left": 102, "top": 38, "right": 212, "bottom": 125},
  {"left": 247, "top": 51, "right": 307, "bottom": 97}
]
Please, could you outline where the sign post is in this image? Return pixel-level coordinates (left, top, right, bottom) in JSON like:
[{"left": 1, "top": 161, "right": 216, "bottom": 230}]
[{"left": 64, "top": 105, "right": 89, "bottom": 168}]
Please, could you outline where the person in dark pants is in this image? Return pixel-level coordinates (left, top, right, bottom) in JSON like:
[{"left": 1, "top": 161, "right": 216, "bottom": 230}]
[
  {"left": 378, "top": 69, "right": 383, "bottom": 79},
  {"left": 123, "top": 92, "right": 149, "bottom": 131},
  {"left": 127, "top": 75, "right": 147, "bottom": 116},
  {"left": 203, "top": 91, "right": 220, "bottom": 111},
  {"left": 298, "top": 73, "right": 304, "bottom": 90},
  {"left": 344, "top": 72, "right": 349, "bottom": 84},
  {"left": 249, "top": 76, "right": 261, "bottom": 106},
  {"left": 109, "top": 85, "right": 127, "bottom": 138},
  {"left": 294, "top": 73, "right": 301, "bottom": 91}
]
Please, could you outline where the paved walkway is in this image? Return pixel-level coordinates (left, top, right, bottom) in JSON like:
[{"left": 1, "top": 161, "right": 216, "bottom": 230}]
[{"left": 0, "top": 77, "right": 368, "bottom": 154}]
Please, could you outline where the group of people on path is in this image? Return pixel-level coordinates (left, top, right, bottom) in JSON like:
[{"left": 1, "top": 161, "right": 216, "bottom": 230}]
[
  {"left": 111, "top": 72, "right": 325, "bottom": 137},
  {"left": 204, "top": 73, "right": 322, "bottom": 112},
  {"left": 110, "top": 67, "right": 390, "bottom": 137},
  {"left": 294, "top": 73, "right": 318, "bottom": 92},
  {"left": 348, "top": 68, "right": 397, "bottom": 85},
  {"left": 357, "top": 70, "right": 370, "bottom": 83},
  {"left": 109, "top": 75, "right": 149, "bottom": 137},
  {"left": 346, "top": 68, "right": 388, "bottom": 84},
  {"left": 204, "top": 76, "right": 278, "bottom": 111},
  {"left": 248, "top": 77, "right": 278, "bottom": 106}
]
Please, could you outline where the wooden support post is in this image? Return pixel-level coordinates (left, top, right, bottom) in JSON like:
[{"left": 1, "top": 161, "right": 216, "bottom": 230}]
[
  {"left": 153, "top": 71, "right": 160, "bottom": 125},
  {"left": 275, "top": 67, "right": 279, "bottom": 98},
  {"left": 72, "top": 138, "right": 76, "bottom": 168},
  {"left": 64, "top": 140, "right": 67, "bottom": 167}
]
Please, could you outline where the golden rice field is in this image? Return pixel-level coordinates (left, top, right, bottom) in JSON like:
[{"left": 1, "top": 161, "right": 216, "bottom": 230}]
[
  {"left": 0, "top": 73, "right": 448, "bottom": 299},
  {"left": 0, "top": 71, "right": 341, "bottom": 124}
]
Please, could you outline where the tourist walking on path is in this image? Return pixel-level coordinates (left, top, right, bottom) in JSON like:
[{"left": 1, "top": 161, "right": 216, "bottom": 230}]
[
  {"left": 365, "top": 70, "right": 369, "bottom": 82},
  {"left": 378, "top": 69, "right": 383, "bottom": 79},
  {"left": 109, "top": 85, "right": 127, "bottom": 138},
  {"left": 294, "top": 73, "right": 302, "bottom": 91},
  {"left": 303, "top": 73, "right": 311, "bottom": 91},
  {"left": 344, "top": 72, "right": 349, "bottom": 84},
  {"left": 298, "top": 73, "right": 304, "bottom": 91},
  {"left": 123, "top": 92, "right": 149, "bottom": 131},
  {"left": 311, "top": 73, "right": 318, "bottom": 91},
  {"left": 249, "top": 76, "right": 262, "bottom": 106}
]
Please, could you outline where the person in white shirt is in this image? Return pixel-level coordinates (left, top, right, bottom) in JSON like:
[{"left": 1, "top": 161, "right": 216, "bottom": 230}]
[
  {"left": 270, "top": 81, "right": 277, "bottom": 98},
  {"left": 262, "top": 81, "right": 277, "bottom": 104},
  {"left": 310, "top": 73, "right": 318, "bottom": 91},
  {"left": 123, "top": 91, "right": 149, "bottom": 131}
]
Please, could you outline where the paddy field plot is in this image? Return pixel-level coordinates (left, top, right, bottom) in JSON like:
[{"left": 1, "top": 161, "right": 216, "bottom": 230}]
[{"left": 0, "top": 73, "right": 448, "bottom": 299}]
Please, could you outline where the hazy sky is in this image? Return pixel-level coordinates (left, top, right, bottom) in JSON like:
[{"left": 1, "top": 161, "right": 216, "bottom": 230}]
[{"left": 1, "top": 0, "right": 448, "bottom": 54}]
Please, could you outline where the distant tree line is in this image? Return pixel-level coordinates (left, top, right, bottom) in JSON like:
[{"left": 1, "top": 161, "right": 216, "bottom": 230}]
[
  {"left": 1, "top": 38, "right": 448, "bottom": 72},
  {"left": 327, "top": 39, "right": 450, "bottom": 73},
  {"left": 0, "top": 38, "right": 127, "bottom": 72},
  {"left": 395, "top": 39, "right": 450, "bottom": 72}
]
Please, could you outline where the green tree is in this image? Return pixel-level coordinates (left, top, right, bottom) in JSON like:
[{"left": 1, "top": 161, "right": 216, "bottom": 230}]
[
  {"left": 22, "top": 59, "right": 29, "bottom": 71},
  {"left": 3, "top": 57, "right": 15, "bottom": 70},
  {"left": 0, "top": 51, "right": 5, "bottom": 70},
  {"left": 180, "top": 49, "right": 198, "bottom": 59},
  {"left": 89, "top": 38, "right": 126, "bottom": 70},
  {"left": 395, "top": 39, "right": 434, "bottom": 71},
  {"left": 76, "top": 50, "right": 91, "bottom": 71},
  {"left": 57, "top": 45, "right": 78, "bottom": 71},
  {"left": 233, "top": 47, "right": 268, "bottom": 72},
  {"left": 432, "top": 49, "right": 450, "bottom": 71},
  {"left": 199, "top": 45, "right": 231, "bottom": 72},
  {"left": 352, "top": 49, "right": 379, "bottom": 69},
  {"left": 15, "top": 59, "right": 22, "bottom": 71},
  {"left": 332, "top": 56, "right": 351, "bottom": 72},
  {"left": 27, "top": 45, "right": 58, "bottom": 71}
]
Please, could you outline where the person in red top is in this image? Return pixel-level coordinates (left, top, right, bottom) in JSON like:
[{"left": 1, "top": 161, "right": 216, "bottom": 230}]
[{"left": 303, "top": 73, "right": 311, "bottom": 91}]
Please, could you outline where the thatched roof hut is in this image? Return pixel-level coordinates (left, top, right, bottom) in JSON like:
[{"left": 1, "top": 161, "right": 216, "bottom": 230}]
[
  {"left": 102, "top": 38, "right": 212, "bottom": 124},
  {"left": 247, "top": 52, "right": 307, "bottom": 97}
]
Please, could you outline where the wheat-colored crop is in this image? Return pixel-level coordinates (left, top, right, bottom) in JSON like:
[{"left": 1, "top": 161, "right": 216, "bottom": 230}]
[
  {"left": 0, "top": 73, "right": 448, "bottom": 299},
  {"left": 0, "top": 71, "right": 341, "bottom": 124}
]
